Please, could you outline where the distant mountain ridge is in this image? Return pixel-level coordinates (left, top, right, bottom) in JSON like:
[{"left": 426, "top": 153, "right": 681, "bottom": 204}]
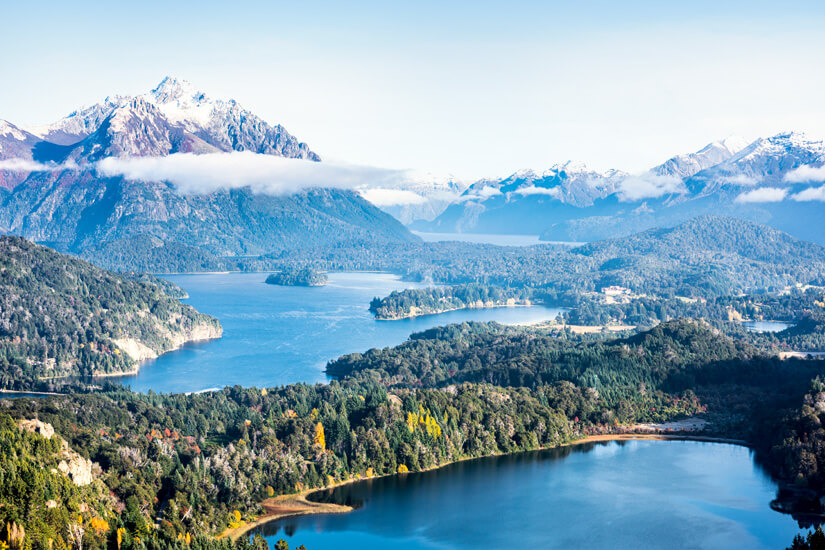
[
  {"left": 26, "top": 76, "right": 319, "bottom": 161},
  {"left": 0, "top": 78, "right": 417, "bottom": 269},
  {"left": 417, "top": 132, "right": 825, "bottom": 244}
]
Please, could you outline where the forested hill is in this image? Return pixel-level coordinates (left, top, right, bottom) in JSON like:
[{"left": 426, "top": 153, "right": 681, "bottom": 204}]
[
  {"left": 326, "top": 320, "right": 758, "bottom": 390},
  {"left": 566, "top": 215, "right": 825, "bottom": 295},
  {"left": 575, "top": 215, "right": 825, "bottom": 266},
  {"left": 0, "top": 237, "right": 221, "bottom": 389}
]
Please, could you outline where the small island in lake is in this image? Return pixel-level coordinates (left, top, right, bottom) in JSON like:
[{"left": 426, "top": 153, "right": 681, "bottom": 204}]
[{"left": 266, "top": 268, "right": 328, "bottom": 287}]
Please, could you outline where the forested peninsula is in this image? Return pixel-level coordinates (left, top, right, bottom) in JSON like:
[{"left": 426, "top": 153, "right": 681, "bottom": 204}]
[
  {"left": 4, "top": 318, "right": 825, "bottom": 550},
  {"left": 370, "top": 284, "right": 538, "bottom": 320},
  {"left": 0, "top": 237, "right": 222, "bottom": 390}
]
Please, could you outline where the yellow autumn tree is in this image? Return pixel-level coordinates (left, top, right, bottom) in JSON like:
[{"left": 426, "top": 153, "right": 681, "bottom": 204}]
[
  {"left": 397, "top": 464, "right": 409, "bottom": 473},
  {"left": 314, "top": 422, "right": 325, "bottom": 451}
]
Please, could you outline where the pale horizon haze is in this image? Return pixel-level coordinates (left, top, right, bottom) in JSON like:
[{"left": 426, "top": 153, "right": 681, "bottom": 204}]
[{"left": 2, "top": 0, "right": 824, "bottom": 180}]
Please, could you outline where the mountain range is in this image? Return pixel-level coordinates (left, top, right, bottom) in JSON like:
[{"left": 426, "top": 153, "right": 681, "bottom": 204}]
[
  {"left": 414, "top": 132, "right": 825, "bottom": 244},
  {"left": 0, "top": 78, "right": 416, "bottom": 269}
]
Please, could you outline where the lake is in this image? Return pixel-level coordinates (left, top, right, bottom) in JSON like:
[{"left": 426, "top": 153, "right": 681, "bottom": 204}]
[
  {"left": 120, "top": 272, "right": 565, "bottom": 394},
  {"left": 412, "top": 231, "right": 583, "bottom": 247},
  {"left": 254, "top": 440, "right": 800, "bottom": 550},
  {"left": 742, "top": 320, "right": 794, "bottom": 333}
]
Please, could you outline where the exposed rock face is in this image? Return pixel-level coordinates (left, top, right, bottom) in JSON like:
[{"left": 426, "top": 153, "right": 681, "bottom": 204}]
[
  {"left": 18, "top": 418, "right": 55, "bottom": 439},
  {"left": 58, "top": 454, "right": 95, "bottom": 486},
  {"left": 28, "top": 76, "right": 319, "bottom": 162},
  {"left": 0, "top": 79, "right": 416, "bottom": 268},
  {"left": 18, "top": 419, "right": 97, "bottom": 486},
  {"left": 113, "top": 321, "right": 222, "bottom": 363}
]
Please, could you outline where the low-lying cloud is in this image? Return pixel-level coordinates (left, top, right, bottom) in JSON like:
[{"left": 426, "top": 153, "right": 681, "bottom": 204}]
[
  {"left": 734, "top": 187, "right": 788, "bottom": 203},
  {"left": 0, "top": 158, "right": 78, "bottom": 172},
  {"left": 617, "top": 174, "right": 685, "bottom": 201},
  {"left": 791, "top": 185, "right": 825, "bottom": 202},
  {"left": 96, "top": 152, "right": 412, "bottom": 196},
  {"left": 358, "top": 188, "right": 427, "bottom": 206},
  {"left": 458, "top": 185, "right": 503, "bottom": 202},
  {"left": 513, "top": 186, "right": 560, "bottom": 197},
  {"left": 785, "top": 164, "right": 825, "bottom": 184}
]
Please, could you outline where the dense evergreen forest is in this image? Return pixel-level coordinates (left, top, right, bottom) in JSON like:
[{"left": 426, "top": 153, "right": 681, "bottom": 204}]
[
  {"left": 80, "top": 217, "right": 825, "bottom": 301},
  {"left": 369, "top": 284, "right": 539, "bottom": 319},
  {"left": 0, "top": 237, "right": 221, "bottom": 389},
  {"left": 264, "top": 269, "right": 327, "bottom": 287},
  {"left": 5, "top": 216, "right": 825, "bottom": 550},
  {"left": 4, "top": 319, "right": 825, "bottom": 550},
  {"left": 264, "top": 217, "right": 825, "bottom": 296}
]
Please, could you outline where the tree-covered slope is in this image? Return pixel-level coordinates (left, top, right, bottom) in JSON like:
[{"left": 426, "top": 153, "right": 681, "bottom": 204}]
[{"left": 0, "top": 237, "right": 221, "bottom": 388}]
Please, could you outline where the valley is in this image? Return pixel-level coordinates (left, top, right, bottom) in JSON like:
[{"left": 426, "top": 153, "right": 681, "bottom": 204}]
[{"left": 1, "top": 69, "right": 825, "bottom": 550}]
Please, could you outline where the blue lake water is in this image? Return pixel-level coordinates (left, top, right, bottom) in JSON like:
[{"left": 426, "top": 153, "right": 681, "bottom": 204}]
[
  {"left": 255, "top": 440, "right": 800, "bottom": 550},
  {"left": 120, "top": 272, "right": 564, "bottom": 394},
  {"left": 742, "top": 320, "right": 794, "bottom": 333},
  {"left": 412, "top": 231, "right": 582, "bottom": 247}
]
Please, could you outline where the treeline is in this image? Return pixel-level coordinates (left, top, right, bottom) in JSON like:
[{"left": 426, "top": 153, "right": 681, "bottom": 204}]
[
  {"left": 0, "top": 412, "right": 288, "bottom": 550},
  {"left": 5, "top": 319, "right": 825, "bottom": 549},
  {"left": 265, "top": 269, "right": 327, "bottom": 287},
  {"left": 563, "top": 286, "right": 825, "bottom": 327},
  {"left": 3, "top": 378, "right": 584, "bottom": 548},
  {"left": 0, "top": 237, "right": 221, "bottom": 390},
  {"left": 328, "top": 320, "right": 823, "bottom": 422},
  {"left": 369, "top": 284, "right": 542, "bottom": 319},
  {"left": 83, "top": 217, "right": 825, "bottom": 301}
]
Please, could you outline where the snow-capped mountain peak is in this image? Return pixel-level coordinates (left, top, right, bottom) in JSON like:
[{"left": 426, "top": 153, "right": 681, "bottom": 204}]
[
  {"left": 651, "top": 137, "right": 751, "bottom": 179},
  {"left": 0, "top": 119, "right": 31, "bottom": 141},
  {"left": 22, "top": 77, "right": 319, "bottom": 161},
  {"left": 147, "top": 76, "right": 215, "bottom": 127}
]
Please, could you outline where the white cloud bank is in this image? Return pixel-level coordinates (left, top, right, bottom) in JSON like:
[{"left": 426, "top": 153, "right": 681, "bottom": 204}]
[
  {"left": 95, "top": 152, "right": 414, "bottom": 196},
  {"left": 513, "top": 186, "right": 560, "bottom": 197},
  {"left": 358, "top": 188, "right": 427, "bottom": 206},
  {"left": 791, "top": 185, "right": 825, "bottom": 202},
  {"left": 617, "top": 174, "right": 685, "bottom": 201},
  {"left": 0, "top": 159, "right": 78, "bottom": 172},
  {"left": 785, "top": 164, "right": 825, "bottom": 184},
  {"left": 734, "top": 187, "right": 788, "bottom": 203}
]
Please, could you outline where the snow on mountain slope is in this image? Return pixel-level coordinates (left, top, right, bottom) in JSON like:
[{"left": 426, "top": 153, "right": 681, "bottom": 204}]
[
  {"left": 687, "top": 131, "right": 825, "bottom": 194},
  {"left": 26, "top": 77, "right": 319, "bottom": 161},
  {"left": 458, "top": 161, "right": 627, "bottom": 208},
  {"left": 361, "top": 172, "right": 468, "bottom": 223},
  {"left": 651, "top": 137, "right": 750, "bottom": 179},
  {"left": 0, "top": 120, "right": 42, "bottom": 188}
]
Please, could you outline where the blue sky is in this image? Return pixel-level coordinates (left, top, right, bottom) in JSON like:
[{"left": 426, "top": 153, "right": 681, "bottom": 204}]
[{"left": 2, "top": 0, "right": 824, "bottom": 179}]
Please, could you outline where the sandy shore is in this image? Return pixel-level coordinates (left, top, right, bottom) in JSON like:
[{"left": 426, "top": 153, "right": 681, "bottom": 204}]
[
  {"left": 222, "top": 494, "right": 352, "bottom": 541},
  {"left": 223, "top": 429, "right": 745, "bottom": 540},
  {"left": 376, "top": 302, "right": 537, "bottom": 321},
  {"left": 0, "top": 389, "right": 63, "bottom": 396}
]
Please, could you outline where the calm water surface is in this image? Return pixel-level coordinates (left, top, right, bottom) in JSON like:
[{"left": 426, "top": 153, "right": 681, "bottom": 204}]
[
  {"left": 742, "top": 320, "right": 794, "bottom": 333},
  {"left": 412, "top": 231, "right": 583, "bottom": 247},
  {"left": 255, "top": 440, "right": 799, "bottom": 550},
  {"left": 121, "top": 272, "right": 564, "bottom": 393}
]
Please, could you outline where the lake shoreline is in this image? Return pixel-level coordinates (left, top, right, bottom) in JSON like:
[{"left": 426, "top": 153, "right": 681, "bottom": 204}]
[
  {"left": 374, "top": 301, "right": 539, "bottom": 321},
  {"left": 226, "top": 431, "right": 747, "bottom": 541}
]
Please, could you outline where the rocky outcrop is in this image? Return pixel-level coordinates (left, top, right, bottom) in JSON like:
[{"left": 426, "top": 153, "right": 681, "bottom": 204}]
[
  {"left": 18, "top": 418, "right": 55, "bottom": 439},
  {"left": 57, "top": 454, "right": 95, "bottom": 486},
  {"left": 18, "top": 419, "right": 97, "bottom": 486}
]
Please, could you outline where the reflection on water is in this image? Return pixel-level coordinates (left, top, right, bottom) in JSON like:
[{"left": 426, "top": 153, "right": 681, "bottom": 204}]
[{"left": 253, "top": 440, "right": 801, "bottom": 550}]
